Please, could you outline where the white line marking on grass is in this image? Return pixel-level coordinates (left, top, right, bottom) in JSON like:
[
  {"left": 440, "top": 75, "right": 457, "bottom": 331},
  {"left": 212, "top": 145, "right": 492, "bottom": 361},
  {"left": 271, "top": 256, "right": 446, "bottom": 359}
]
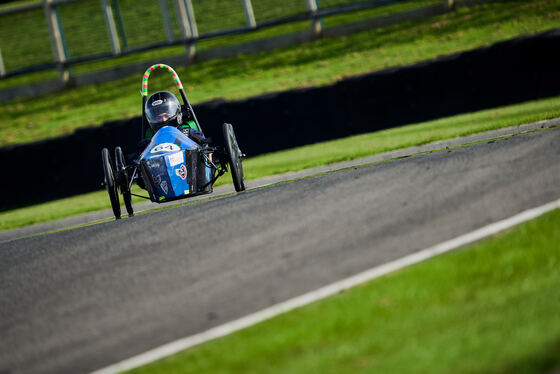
[{"left": 90, "top": 198, "right": 560, "bottom": 374}]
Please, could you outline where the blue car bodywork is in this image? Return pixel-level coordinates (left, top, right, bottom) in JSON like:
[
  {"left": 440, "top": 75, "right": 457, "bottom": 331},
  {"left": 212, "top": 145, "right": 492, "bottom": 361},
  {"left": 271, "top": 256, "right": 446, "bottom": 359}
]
[
  {"left": 139, "top": 126, "right": 216, "bottom": 202},
  {"left": 101, "top": 63, "right": 245, "bottom": 220}
]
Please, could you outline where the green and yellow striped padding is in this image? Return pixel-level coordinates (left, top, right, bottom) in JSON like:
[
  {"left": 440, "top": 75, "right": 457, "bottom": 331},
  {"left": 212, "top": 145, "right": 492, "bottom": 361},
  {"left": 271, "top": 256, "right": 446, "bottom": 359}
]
[{"left": 141, "top": 64, "right": 183, "bottom": 97}]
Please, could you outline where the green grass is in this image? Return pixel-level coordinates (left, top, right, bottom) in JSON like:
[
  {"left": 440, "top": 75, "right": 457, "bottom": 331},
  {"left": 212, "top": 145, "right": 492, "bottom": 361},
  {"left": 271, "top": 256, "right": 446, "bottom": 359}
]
[
  {"left": 0, "top": 185, "right": 142, "bottom": 230},
  {"left": 2, "top": 94, "right": 559, "bottom": 232},
  {"left": 0, "top": 0, "right": 437, "bottom": 88},
  {"left": 125, "top": 207, "right": 560, "bottom": 374},
  {"left": 1, "top": 0, "right": 559, "bottom": 146},
  {"left": 244, "top": 95, "right": 560, "bottom": 179}
]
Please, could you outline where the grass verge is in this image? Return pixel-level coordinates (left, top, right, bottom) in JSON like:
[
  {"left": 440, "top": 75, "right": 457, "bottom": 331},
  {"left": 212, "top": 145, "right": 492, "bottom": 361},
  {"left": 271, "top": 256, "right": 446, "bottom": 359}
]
[
  {"left": 244, "top": 95, "right": 560, "bottom": 179},
  {"left": 0, "top": 0, "right": 440, "bottom": 89},
  {"left": 126, "top": 210, "right": 560, "bottom": 374},
  {"left": 124, "top": 207, "right": 560, "bottom": 374},
  {"left": 1, "top": 95, "right": 559, "bottom": 231},
  {"left": 1, "top": 0, "right": 559, "bottom": 146}
]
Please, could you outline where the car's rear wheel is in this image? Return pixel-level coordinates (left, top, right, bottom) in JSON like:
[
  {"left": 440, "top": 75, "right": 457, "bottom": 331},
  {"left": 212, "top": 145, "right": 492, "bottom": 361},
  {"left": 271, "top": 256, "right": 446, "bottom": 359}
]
[
  {"left": 115, "top": 147, "right": 134, "bottom": 217},
  {"left": 222, "top": 123, "right": 245, "bottom": 192},
  {"left": 102, "top": 148, "right": 121, "bottom": 219}
]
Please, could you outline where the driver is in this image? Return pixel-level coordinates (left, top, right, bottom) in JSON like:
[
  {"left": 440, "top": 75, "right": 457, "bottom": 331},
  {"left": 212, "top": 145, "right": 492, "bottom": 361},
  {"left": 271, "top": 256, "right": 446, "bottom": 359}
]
[{"left": 144, "top": 91, "right": 208, "bottom": 144}]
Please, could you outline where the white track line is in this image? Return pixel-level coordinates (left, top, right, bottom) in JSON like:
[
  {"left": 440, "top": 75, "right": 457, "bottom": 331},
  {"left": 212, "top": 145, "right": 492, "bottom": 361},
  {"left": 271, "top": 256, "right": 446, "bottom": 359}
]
[{"left": 91, "top": 198, "right": 560, "bottom": 374}]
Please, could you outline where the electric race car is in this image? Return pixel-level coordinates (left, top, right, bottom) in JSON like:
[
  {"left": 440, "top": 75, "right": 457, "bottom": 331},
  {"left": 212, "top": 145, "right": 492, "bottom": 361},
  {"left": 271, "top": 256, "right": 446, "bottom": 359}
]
[{"left": 101, "top": 64, "right": 245, "bottom": 219}]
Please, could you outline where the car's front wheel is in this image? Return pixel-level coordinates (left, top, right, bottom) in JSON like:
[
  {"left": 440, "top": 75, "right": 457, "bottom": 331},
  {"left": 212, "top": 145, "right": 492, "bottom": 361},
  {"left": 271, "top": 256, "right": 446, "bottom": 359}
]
[
  {"left": 102, "top": 148, "right": 121, "bottom": 219},
  {"left": 222, "top": 123, "right": 246, "bottom": 192},
  {"left": 115, "top": 146, "right": 134, "bottom": 217}
]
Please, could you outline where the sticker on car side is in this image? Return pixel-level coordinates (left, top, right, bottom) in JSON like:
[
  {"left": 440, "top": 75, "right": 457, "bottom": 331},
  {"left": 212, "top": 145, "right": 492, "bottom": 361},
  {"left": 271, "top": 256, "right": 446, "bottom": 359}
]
[
  {"left": 150, "top": 143, "right": 180, "bottom": 154},
  {"left": 175, "top": 164, "right": 187, "bottom": 180},
  {"left": 160, "top": 180, "right": 169, "bottom": 194},
  {"left": 167, "top": 151, "right": 184, "bottom": 167}
]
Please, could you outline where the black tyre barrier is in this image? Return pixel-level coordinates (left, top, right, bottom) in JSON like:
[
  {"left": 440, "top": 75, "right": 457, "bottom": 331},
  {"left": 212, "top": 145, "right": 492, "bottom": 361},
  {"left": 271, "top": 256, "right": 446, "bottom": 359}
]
[{"left": 1, "top": 29, "right": 559, "bottom": 209}]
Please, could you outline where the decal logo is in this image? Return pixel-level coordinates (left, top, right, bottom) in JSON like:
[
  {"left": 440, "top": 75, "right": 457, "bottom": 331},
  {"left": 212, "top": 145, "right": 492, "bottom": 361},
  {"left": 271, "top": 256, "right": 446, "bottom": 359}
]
[
  {"left": 150, "top": 143, "right": 180, "bottom": 154},
  {"left": 175, "top": 164, "right": 187, "bottom": 180},
  {"left": 160, "top": 180, "right": 169, "bottom": 194},
  {"left": 147, "top": 159, "right": 161, "bottom": 168},
  {"left": 152, "top": 99, "right": 163, "bottom": 106},
  {"left": 167, "top": 151, "right": 184, "bottom": 167}
]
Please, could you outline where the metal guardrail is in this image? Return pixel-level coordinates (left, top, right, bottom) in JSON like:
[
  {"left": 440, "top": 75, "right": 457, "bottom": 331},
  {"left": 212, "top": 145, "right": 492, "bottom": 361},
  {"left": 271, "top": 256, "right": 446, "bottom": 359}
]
[{"left": 0, "top": 0, "right": 454, "bottom": 83}]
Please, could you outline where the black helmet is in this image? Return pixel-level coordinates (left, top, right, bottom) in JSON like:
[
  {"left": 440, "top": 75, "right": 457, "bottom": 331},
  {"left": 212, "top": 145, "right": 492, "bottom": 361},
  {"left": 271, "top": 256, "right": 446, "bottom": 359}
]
[{"left": 145, "top": 91, "right": 182, "bottom": 131}]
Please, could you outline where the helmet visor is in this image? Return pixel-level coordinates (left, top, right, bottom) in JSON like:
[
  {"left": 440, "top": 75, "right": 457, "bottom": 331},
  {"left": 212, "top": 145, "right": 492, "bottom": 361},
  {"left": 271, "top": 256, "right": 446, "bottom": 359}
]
[{"left": 146, "top": 96, "right": 180, "bottom": 126}]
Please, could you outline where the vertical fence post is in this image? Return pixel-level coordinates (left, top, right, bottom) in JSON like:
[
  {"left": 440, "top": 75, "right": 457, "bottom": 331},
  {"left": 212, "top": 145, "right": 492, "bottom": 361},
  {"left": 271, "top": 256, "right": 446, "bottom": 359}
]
[
  {"left": 101, "top": 0, "right": 121, "bottom": 55},
  {"left": 0, "top": 49, "right": 5, "bottom": 77},
  {"left": 173, "top": 0, "right": 195, "bottom": 59},
  {"left": 443, "top": 0, "right": 454, "bottom": 10},
  {"left": 305, "top": 0, "right": 322, "bottom": 36},
  {"left": 242, "top": 0, "right": 256, "bottom": 29},
  {"left": 111, "top": 0, "right": 128, "bottom": 49},
  {"left": 160, "top": 0, "right": 175, "bottom": 42},
  {"left": 43, "top": 0, "right": 70, "bottom": 84},
  {"left": 173, "top": 0, "right": 191, "bottom": 39},
  {"left": 184, "top": 0, "right": 198, "bottom": 38}
]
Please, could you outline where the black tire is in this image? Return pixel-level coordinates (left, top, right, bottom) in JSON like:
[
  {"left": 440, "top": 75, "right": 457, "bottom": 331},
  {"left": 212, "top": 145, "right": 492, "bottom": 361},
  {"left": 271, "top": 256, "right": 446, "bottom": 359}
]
[
  {"left": 222, "top": 123, "right": 245, "bottom": 192},
  {"left": 115, "top": 147, "right": 134, "bottom": 217},
  {"left": 102, "top": 148, "right": 121, "bottom": 219}
]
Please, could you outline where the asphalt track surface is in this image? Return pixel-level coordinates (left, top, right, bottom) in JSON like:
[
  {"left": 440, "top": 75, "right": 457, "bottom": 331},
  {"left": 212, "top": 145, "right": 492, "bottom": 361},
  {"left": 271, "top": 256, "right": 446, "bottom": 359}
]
[{"left": 1, "top": 127, "right": 560, "bottom": 374}]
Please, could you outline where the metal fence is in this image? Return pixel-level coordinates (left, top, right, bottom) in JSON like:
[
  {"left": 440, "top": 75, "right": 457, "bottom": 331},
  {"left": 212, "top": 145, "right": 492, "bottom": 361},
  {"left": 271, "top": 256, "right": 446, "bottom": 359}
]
[{"left": 0, "top": 0, "right": 453, "bottom": 83}]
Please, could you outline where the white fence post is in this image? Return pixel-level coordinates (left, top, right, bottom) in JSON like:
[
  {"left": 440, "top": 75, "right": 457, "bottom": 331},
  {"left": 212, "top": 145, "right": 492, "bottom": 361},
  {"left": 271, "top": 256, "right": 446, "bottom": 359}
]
[
  {"left": 242, "top": 0, "right": 256, "bottom": 28},
  {"left": 184, "top": 0, "right": 198, "bottom": 38},
  {"left": 173, "top": 0, "right": 196, "bottom": 59},
  {"left": 444, "top": 0, "right": 454, "bottom": 10},
  {"left": 173, "top": 0, "right": 191, "bottom": 39},
  {"left": 160, "top": 0, "right": 174, "bottom": 42},
  {"left": 305, "top": 0, "right": 322, "bottom": 35},
  {"left": 43, "top": 0, "right": 70, "bottom": 84},
  {"left": 101, "top": 0, "right": 121, "bottom": 55},
  {"left": 111, "top": 0, "right": 128, "bottom": 48},
  {"left": 0, "top": 48, "right": 5, "bottom": 77}
]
